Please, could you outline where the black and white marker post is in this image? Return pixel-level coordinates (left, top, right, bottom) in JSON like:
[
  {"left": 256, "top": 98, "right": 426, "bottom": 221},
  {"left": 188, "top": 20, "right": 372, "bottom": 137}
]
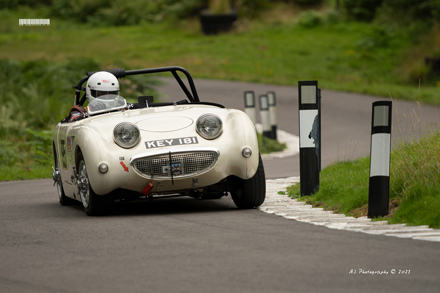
[
  {"left": 244, "top": 91, "right": 256, "bottom": 126},
  {"left": 267, "top": 91, "right": 277, "bottom": 140},
  {"left": 368, "top": 101, "right": 392, "bottom": 218},
  {"left": 298, "top": 81, "right": 321, "bottom": 196},
  {"left": 260, "top": 95, "right": 272, "bottom": 139}
]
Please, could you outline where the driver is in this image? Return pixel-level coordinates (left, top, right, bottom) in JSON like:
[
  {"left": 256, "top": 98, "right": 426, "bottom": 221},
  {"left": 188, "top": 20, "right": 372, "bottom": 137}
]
[{"left": 86, "top": 71, "right": 124, "bottom": 112}]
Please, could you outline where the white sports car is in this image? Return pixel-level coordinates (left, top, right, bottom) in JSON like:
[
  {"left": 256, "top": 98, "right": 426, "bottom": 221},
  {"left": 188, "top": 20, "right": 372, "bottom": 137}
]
[{"left": 52, "top": 66, "right": 266, "bottom": 215}]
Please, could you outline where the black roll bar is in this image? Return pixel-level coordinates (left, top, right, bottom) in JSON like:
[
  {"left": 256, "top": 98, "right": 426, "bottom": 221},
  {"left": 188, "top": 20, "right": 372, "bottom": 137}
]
[{"left": 74, "top": 66, "right": 200, "bottom": 106}]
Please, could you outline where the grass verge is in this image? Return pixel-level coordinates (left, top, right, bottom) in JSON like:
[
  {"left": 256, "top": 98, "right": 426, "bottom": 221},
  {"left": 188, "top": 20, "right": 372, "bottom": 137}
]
[
  {"left": 287, "top": 130, "right": 440, "bottom": 228},
  {"left": 1, "top": 7, "right": 440, "bottom": 105},
  {"left": 0, "top": 162, "right": 53, "bottom": 181},
  {"left": 0, "top": 129, "right": 53, "bottom": 181},
  {"left": 258, "top": 133, "right": 287, "bottom": 154}
]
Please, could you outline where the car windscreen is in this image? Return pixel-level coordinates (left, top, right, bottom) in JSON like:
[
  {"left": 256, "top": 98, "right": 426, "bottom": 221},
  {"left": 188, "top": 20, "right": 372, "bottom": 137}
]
[{"left": 87, "top": 95, "right": 127, "bottom": 115}]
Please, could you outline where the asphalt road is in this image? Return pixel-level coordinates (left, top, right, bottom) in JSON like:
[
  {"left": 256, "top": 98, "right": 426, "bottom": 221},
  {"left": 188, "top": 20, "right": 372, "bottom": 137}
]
[
  {"left": 155, "top": 77, "right": 439, "bottom": 178},
  {"left": 1, "top": 78, "right": 439, "bottom": 292}
]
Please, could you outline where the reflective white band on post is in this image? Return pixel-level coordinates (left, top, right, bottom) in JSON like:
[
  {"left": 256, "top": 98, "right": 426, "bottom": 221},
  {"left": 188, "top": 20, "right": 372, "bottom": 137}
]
[
  {"left": 245, "top": 107, "right": 256, "bottom": 126},
  {"left": 260, "top": 95, "right": 272, "bottom": 138},
  {"left": 370, "top": 133, "right": 391, "bottom": 177},
  {"left": 299, "top": 109, "right": 318, "bottom": 148},
  {"left": 269, "top": 100, "right": 277, "bottom": 126},
  {"left": 244, "top": 91, "right": 256, "bottom": 126}
]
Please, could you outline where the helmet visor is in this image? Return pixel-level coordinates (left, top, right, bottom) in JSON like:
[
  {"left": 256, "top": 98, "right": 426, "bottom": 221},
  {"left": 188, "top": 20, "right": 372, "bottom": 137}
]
[{"left": 90, "top": 90, "right": 119, "bottom": 99}]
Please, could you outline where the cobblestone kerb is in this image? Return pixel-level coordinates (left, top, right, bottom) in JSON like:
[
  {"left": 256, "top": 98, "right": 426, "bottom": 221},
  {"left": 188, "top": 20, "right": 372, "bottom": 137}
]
[{"left": 260, "top": 177, "right": 440, "bottom": 243}]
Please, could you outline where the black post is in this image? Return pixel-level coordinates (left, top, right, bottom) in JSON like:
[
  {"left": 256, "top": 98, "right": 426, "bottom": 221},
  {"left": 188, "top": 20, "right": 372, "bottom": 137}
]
[
  {"left": 298, "top": 81, "right": 320, "bottom": 196},
  {"left": 368, "top": 101, "right": 392, "bottom": 218},
  {"left": 318, "top": 88, "right": 321, "bottom": 171}
]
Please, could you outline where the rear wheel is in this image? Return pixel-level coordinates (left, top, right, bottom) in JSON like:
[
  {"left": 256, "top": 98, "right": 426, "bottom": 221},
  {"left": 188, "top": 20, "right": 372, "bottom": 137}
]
[
  {"left": 54, "top": 147, "right": 75, "bottom": 206},
  {"left": 57, "top": 179, "right": 76, "bottom": 206},
  {"left": 77, "top": 153, "right": 113, "bottom": 216},
  {"left": 230, "top": 154, "right": 266, "bottom": 209}
]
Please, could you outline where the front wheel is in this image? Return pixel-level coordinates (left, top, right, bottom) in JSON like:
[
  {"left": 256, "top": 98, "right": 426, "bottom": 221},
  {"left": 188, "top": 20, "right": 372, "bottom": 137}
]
[
  {"left": 77, "top": 153, "right": 113, "bottom": 216},
  {"left": 230, "top": 154, "right": 266, "bottom": 209}
]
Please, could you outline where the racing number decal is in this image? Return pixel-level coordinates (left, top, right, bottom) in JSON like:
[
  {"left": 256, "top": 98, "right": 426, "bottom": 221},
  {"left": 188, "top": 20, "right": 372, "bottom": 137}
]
[
  {"left": 60, "top": 140, "right": 65, "bottom": 157},
  {"left": 66, "top": 136, "right": 72, "bottom": 151},
  {"left": 60, "top": 139, "right": 68, "bottom": 169},
  {"left": 67, "top": 136, "right": 75, "bottom": 165}
]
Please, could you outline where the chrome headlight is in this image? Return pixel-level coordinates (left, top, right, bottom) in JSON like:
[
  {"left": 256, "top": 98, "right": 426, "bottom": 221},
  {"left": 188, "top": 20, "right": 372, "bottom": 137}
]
[
  {"left": 113, "top": 122, "right": 140, "bottom": 149},
  {"left": 196, "top": 114, "right": 223, "bottom": 140}
]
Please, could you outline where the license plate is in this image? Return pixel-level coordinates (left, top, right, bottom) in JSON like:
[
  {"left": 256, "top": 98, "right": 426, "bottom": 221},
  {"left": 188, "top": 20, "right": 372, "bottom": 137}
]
[{"left": 145, "top": 136, "right": 198, "bottom": 149}]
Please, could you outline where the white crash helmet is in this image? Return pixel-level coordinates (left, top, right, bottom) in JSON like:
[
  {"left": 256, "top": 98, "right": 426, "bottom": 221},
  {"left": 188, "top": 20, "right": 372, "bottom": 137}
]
[{"left": 86, "top": 71, "right": 120, "bottom": 101}]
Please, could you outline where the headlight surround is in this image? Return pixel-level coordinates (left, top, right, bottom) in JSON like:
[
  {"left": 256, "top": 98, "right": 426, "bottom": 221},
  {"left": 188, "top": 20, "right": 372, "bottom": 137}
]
[
  {"left": 196, "top": 114, "right": 223, "bottom": 140},
  {"left": 113, "top": 122, "right": 140, "bottom": 149}
]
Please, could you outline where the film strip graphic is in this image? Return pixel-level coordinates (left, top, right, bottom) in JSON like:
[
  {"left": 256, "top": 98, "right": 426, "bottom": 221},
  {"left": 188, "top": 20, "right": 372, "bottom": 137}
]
[{"left": 19, "top": 19, "right": 50, "bottom": 26}]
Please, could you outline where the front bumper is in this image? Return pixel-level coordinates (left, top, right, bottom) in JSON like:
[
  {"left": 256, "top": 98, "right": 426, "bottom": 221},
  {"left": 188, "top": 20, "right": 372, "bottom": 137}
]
[{"left": 88, "top": 146, "right": 258, "bottom": 196}]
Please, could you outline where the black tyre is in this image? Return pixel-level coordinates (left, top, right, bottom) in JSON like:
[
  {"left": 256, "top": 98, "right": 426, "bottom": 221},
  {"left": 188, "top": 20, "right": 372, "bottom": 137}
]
[
  {"left": 77, "top": 153, "right": 113, "bottom": 216},
  {"left": 54, "top": 147, "right": 76, "bottom": 206},
  {"left": 57, "top": 179, "right": 76, "bottom": 206},
  {"left": 231, "top": 154, "right": 266, "bottom": 209}
]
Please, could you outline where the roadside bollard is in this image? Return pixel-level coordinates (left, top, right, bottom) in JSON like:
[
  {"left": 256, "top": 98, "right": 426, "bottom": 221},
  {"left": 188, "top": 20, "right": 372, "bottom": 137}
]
[
  {"left": 267, "top": 91, "right": 277, "bottom": 140},
  {"left": 298, "top": 81, "right": 321, "bottom": 196},
  {"left": 244, "top": 91, "right": 256, "bottom": 126},
  {"left": 368, "top": 101, "right": 392, "bottom": 218},
  {"left": 259, "top": 95, "right": 272, "bottom": 139}
]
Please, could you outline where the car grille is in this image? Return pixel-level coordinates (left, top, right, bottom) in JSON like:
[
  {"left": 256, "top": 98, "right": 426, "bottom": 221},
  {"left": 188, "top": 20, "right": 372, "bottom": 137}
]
[{"left": 131, "top": 151, "right": 219, "bottom": 179}]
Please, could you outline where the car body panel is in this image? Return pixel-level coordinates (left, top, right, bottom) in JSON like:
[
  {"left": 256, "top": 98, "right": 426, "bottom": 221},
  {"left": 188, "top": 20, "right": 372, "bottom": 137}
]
[{"left": 53, "top": 104, "right": 259, "bottom": 198}]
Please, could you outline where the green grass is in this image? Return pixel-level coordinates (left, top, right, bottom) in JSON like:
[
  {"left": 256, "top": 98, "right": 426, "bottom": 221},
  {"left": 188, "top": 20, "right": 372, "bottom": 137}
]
[
  {"left": 258, "top": 133, "right": 287, "bottom": 154},
  {"left": 1, "top": 6, "right": 440, "bottom": 105},
  {"left": 0, "top": 162, "right": 53, "bottom": 181},
  {"left": 287, "top": 130, "right": 440, "bottom": 228},
  {"left": 0, "top": 129, "right": 53, "bottom": 181}
]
